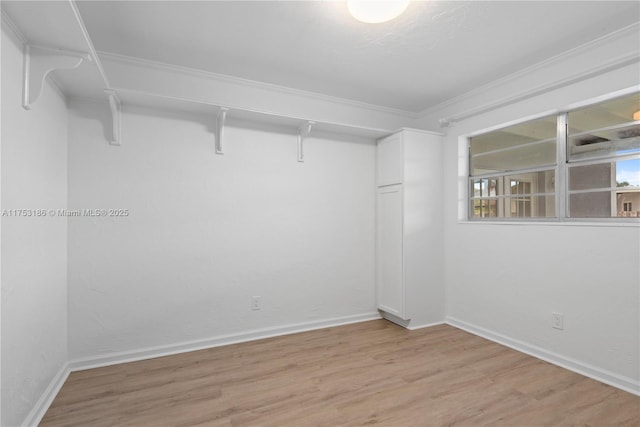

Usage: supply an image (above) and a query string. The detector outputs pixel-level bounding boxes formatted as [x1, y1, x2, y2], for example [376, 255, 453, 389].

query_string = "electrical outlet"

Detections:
[552, 312, 564, 330]
[251, 296, 262, 311]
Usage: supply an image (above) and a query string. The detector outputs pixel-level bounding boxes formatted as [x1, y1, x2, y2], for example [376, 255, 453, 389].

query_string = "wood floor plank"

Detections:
[40, 320, 640, 426]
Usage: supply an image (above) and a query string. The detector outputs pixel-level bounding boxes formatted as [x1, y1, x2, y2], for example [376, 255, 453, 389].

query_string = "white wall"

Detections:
[2, 14, 638, 427]
[67, 102, 377, 361]
[1, 27, 69, 426]
[100, 53, 416, 133]
[417, 26, 640, 391]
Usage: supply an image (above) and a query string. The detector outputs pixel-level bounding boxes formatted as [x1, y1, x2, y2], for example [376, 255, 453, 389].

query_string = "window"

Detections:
[566, 94, 640, 219]
[469, 115, 557, 219]
[468, 92, 640, 221]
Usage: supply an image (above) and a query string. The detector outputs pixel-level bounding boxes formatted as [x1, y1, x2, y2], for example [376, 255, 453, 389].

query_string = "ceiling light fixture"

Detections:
[633, 110, 640, 121]
[347, 0, 410, 24]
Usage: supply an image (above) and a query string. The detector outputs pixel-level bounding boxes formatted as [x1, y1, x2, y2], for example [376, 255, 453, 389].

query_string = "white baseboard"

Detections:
[446, 317, 640, 396]
[22, 363, 70, 427]
[379, 311, 410, 328]
[69, 312, 382, 372]
[407, 321, 445, 331]
[379, 310, 444, 330]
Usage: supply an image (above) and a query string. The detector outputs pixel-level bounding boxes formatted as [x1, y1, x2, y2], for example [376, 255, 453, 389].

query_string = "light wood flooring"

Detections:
[41, 320, 639, 426]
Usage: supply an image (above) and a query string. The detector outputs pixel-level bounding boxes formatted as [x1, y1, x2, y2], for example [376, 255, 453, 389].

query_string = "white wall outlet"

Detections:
[552, 312, 564, 330]
[251, 296, 262, 311]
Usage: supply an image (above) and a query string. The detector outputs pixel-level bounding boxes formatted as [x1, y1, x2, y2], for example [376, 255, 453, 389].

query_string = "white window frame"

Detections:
[464, 88, 640, 224]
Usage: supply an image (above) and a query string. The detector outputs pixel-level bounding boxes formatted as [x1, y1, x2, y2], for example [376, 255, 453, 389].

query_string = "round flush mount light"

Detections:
[347, 0, 410, 24]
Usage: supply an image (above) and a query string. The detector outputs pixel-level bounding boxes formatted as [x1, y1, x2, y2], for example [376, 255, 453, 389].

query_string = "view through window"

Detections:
[469, 92, 640, 220]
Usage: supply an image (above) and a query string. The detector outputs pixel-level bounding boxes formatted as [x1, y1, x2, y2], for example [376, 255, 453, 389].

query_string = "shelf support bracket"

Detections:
[216, 107, 229, 155]
[22, 44, 90, 110]
[105, 90, 121, 146]
[297, 121, 315, 162]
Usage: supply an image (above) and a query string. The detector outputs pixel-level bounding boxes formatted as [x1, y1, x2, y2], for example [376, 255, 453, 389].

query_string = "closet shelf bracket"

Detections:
[22, 44, 90, 110]
[216, 107, 229, 155]
[105, 90, 121, 146]
[297, 121, 315, 162]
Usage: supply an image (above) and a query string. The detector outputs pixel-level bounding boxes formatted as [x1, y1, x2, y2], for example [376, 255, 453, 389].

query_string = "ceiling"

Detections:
[73, 1, 640, 113]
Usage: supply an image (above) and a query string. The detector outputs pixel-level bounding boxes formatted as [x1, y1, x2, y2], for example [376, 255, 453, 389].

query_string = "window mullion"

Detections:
[557, 112, 568, 220]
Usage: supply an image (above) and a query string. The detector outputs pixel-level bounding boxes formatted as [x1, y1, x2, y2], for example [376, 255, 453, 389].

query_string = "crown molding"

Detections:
[1, 8, 27, 44]
[438, 52, 639, 127]
[96, 50, 419, 120]
[67, 94, 112, 106]
[420, 22, 640, 124]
